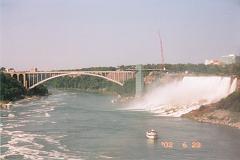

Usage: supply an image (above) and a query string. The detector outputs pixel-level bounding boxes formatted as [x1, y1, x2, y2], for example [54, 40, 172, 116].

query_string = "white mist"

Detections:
[129, 76, 237, 117]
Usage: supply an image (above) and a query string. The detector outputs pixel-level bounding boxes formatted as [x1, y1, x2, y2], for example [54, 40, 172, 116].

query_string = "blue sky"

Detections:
[1, 0, 240, 70]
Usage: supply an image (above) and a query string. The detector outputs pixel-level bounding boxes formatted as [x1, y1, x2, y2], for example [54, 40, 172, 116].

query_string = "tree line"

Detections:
[74, 63, 240, 75]
[46, 76, 135, 96]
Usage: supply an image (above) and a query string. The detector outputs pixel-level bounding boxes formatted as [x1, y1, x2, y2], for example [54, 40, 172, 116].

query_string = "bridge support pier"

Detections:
[135, 64, 144, 97]
[23, 74, 27, 88]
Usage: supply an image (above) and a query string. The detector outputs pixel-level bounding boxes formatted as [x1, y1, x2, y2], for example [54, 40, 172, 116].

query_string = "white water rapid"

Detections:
[129, 76, 237, 117]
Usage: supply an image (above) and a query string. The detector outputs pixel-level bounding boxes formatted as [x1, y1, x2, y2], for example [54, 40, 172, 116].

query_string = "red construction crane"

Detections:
[157, 32, 165, 70]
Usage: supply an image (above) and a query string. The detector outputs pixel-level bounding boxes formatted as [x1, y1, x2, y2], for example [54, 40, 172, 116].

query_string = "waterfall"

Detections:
[128, 76, 237, 117]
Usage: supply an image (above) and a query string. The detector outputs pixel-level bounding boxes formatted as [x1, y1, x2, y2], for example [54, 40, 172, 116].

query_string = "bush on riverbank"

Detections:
[0, 72, 26, 101]
[27, 84, 49, 96]
[218, 91, 240, 112]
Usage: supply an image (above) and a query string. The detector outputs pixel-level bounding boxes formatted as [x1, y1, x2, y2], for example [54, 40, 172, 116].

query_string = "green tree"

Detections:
[27, 84, 48, 96]
[0, 72, 26, 101]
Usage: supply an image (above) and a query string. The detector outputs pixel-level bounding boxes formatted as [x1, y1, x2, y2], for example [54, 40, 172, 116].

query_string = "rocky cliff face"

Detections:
[183, 91, 240, 129]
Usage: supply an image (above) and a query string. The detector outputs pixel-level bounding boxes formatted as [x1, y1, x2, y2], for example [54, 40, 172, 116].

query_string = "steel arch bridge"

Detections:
[7, 71, 135, 89]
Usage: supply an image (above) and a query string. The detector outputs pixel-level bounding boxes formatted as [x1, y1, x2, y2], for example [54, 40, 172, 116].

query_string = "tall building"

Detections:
[220, 54, 240, 64]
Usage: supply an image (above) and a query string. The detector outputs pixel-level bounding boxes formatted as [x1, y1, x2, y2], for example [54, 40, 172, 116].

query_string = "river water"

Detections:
[1, 89, 240, 160]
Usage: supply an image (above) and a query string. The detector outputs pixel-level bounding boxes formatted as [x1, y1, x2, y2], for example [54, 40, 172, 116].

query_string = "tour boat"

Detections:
[146, 129, 158, 139]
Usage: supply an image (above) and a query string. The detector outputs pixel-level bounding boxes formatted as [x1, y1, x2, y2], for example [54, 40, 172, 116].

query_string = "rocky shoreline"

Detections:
[183, 104, 240, 129]
[0, 101, 12, 109]
[183, 91, 240, 129]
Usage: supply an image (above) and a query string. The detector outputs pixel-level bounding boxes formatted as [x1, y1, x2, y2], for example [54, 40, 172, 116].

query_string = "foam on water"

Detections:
[45, 113, 50, 117]
[0, 130, 79, 159]
[0, 94, 82, 160]
[8, 113, 15, 118]
[128, 76, 237, 117]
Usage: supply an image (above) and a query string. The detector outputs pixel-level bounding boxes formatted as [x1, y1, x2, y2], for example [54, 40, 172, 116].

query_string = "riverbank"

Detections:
[0, 101, 12, 109]
[0, 94, 49, 109]
[183, 91, 240, 129]
[0, 72, 49, 109]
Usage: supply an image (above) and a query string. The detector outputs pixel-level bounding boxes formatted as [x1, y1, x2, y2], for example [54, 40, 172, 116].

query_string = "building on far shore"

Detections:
[204, 59, 221, 65]
[6, 68, 15, 73]
[220, 54, 240, 64]
[205, 54, 240, 65]
[30, 67, 38, 72]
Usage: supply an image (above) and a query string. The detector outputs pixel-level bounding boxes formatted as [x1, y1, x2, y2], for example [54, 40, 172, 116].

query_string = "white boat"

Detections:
[146, 129, 158, 139]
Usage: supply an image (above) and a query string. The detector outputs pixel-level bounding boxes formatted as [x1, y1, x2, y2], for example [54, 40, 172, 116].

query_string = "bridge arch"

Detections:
[29, 72, 124, 89]
[12, 74, 18, 80]
[19, 74, 24, 85]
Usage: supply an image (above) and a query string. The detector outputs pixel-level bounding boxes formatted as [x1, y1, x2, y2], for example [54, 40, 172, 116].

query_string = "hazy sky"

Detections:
[1, 0, 240, 70]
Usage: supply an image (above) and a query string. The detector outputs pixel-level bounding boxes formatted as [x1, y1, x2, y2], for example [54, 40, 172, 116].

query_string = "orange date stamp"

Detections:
[159, 141, 202, 149]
